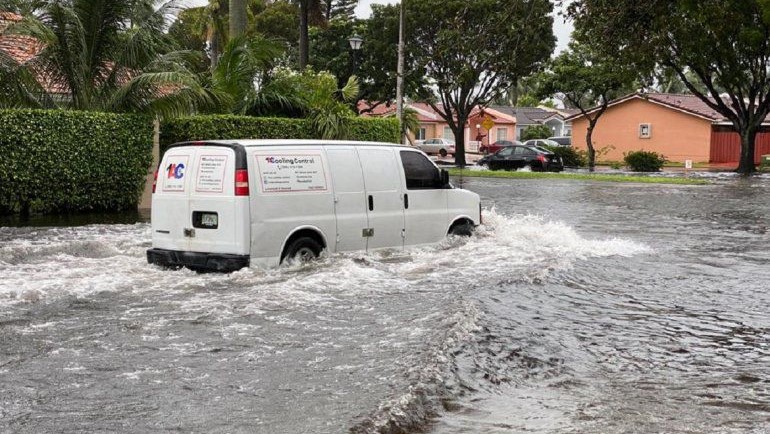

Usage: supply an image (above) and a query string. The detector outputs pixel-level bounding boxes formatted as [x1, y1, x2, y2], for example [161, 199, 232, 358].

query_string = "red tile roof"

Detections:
[0, 11, 43, 65]
[643, 93, 724, 121]
[565, 92, 737, 122]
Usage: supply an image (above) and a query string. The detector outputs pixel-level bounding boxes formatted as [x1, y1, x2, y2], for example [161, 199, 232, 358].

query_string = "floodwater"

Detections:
[1, 175, 769, 433]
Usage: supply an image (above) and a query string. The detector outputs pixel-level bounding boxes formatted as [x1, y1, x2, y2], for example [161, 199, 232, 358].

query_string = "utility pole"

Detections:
[396, 1, 405, 144]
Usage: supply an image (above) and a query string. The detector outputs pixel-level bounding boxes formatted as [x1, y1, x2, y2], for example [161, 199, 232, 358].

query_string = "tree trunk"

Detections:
[299, 0, 309, 70]
[452, 123, 467, 167]
[209, 32, 220, 69]
[586, 120, 597, 172]
[736, 125, 757, 175]
[229, 0, 247, 38]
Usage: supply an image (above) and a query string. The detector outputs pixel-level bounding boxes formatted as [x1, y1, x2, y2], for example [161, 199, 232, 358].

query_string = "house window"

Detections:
[415, 127, 426, 141]
[443, 126, 453, 140]
[639, 123, 652, 139]
[496, 127, 508, 141]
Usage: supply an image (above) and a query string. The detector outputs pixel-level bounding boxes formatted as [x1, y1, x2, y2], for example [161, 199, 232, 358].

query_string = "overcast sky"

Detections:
[187, 0, 573, 54]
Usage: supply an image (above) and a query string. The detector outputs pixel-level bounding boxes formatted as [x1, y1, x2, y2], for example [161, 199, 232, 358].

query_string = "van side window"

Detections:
[400, 151, 439, 189]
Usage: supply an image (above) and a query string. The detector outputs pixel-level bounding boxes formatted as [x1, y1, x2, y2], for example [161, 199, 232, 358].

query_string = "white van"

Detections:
[147, 140, 481, 271]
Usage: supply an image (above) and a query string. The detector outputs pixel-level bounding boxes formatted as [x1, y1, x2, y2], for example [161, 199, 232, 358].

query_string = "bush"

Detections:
[543, 145, 587, 167]
[160, 115, 400, 152]
[0, 110, 153, 216]
[623, 150, 667, 172]
[520, 124, 553, 141]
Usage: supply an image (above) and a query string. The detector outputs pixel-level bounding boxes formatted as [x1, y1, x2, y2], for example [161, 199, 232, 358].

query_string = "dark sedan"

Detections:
[477, 145, 564, 172]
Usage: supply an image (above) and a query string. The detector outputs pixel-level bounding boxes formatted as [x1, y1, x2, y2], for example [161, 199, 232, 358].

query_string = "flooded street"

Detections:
[1, 176, 769, 433]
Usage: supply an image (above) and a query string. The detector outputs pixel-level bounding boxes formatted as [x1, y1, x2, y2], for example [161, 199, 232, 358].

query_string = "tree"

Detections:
[251, 0, 299, 47]
[250, 68, 360, 138]
[355, 4, 425, 112]
[407, 0, 555, 166]
[569, 0, 770, 175]
[538, 43, 636, 170]
[320, 0, 357, 21]
[3, 0, 215, 117]
[229, 0, 248, 37]
[521, 124, 553, 141]
[293, 0, 324, 70]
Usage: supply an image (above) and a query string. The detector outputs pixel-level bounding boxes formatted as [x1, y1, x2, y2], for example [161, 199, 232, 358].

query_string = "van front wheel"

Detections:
[282, 237, 323, 264]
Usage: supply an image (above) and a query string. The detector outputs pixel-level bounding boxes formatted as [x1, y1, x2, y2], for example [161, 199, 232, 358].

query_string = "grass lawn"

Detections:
[446, 168, 711, 185]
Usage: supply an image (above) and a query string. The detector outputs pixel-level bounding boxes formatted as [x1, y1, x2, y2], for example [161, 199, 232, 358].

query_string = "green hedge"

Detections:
[160, 115, 401, 150]
[0, 110, 153, 215]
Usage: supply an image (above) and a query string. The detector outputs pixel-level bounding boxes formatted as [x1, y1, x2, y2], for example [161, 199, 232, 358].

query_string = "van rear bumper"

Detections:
[147, 248, 249, 272]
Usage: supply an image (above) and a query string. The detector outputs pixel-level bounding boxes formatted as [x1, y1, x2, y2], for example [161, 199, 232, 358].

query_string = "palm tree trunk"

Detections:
[229, 0, 247, 38]
[299, 0, 309, 70]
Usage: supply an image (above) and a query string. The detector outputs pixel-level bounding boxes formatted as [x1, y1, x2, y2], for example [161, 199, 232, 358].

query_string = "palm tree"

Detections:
[293, 0, 325, 70]
[3, 0, 215, 117]
[229, 0, 247, 38]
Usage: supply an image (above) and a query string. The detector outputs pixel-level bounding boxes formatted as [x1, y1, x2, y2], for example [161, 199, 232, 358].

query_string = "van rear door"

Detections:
[152, 147, 195, 251]
[152, 144, 249, 257]
[188, 146, 250, 256]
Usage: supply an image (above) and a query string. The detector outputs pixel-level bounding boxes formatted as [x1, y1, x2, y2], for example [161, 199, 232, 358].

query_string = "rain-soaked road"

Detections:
[1, 174, 769, 433]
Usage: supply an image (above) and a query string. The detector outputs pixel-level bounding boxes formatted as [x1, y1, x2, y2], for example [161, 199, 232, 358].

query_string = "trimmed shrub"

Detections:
[623, 150, 667, 172]
[543, 145, 587, 167]
[0, 110, 153, 215]
[160, 115, 400, 152]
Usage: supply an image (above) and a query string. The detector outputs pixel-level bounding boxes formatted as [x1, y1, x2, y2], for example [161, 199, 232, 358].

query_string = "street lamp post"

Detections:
[348, 35, 363, 73]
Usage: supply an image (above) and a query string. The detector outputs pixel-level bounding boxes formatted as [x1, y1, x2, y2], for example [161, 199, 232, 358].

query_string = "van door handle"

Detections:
[404, 194, 409, 209]
[368, 195, 374, 211]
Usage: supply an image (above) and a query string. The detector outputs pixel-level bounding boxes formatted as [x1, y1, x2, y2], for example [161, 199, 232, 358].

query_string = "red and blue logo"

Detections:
[166, 163, 185, 179]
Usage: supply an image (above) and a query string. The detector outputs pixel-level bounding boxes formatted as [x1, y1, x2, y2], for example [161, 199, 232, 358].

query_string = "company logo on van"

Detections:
[265, 156, 316, 165]
[166, 163, 185, 179]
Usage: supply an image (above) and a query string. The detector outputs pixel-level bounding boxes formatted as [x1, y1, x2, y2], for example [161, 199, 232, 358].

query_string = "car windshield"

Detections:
[531, 146, 551, 154]
[542, 139, 560, 147]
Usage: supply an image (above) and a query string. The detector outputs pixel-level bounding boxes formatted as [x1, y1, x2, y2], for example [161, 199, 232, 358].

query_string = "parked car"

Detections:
[477, 144, 564, 172]
[479, 139, 521, 154]
[416, 138, 455, 157]
[547, 136, 572, 146]
[522, 139, 563, 148]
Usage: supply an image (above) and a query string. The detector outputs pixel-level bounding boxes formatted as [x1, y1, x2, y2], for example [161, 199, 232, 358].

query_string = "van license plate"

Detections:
[193, 211, 219, 229]
[201, 213, 217, 227]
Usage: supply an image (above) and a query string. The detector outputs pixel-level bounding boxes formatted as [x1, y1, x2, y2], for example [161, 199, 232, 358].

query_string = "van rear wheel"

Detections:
[282, 237, 323, 264]
[449, 221, 474, 237]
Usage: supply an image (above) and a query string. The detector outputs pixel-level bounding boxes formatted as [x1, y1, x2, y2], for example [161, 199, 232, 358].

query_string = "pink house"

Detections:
[359, 102, 517, 152]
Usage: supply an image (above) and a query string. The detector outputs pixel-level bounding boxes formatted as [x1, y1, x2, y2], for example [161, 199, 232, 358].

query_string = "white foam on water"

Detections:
[0, 211, 650, 309]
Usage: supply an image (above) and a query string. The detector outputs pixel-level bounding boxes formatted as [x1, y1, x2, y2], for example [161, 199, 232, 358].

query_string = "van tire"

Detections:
[282, 237, 323, 264]
[449, 221, 474, 237]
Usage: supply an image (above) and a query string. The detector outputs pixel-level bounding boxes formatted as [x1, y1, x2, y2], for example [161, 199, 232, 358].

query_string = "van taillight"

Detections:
[152, 170, 158, 194]
[235, 169, 249, 196]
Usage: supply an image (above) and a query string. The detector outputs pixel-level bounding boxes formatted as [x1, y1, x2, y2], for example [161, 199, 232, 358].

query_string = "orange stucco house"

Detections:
[567, 93, 770, 164]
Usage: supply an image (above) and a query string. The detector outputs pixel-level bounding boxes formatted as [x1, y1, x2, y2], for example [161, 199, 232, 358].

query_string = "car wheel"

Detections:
[488, 161, 499, 171]
[449, 221, 474, 237]
[439, 149, 448, 157]
[282, 237, 322, 264]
